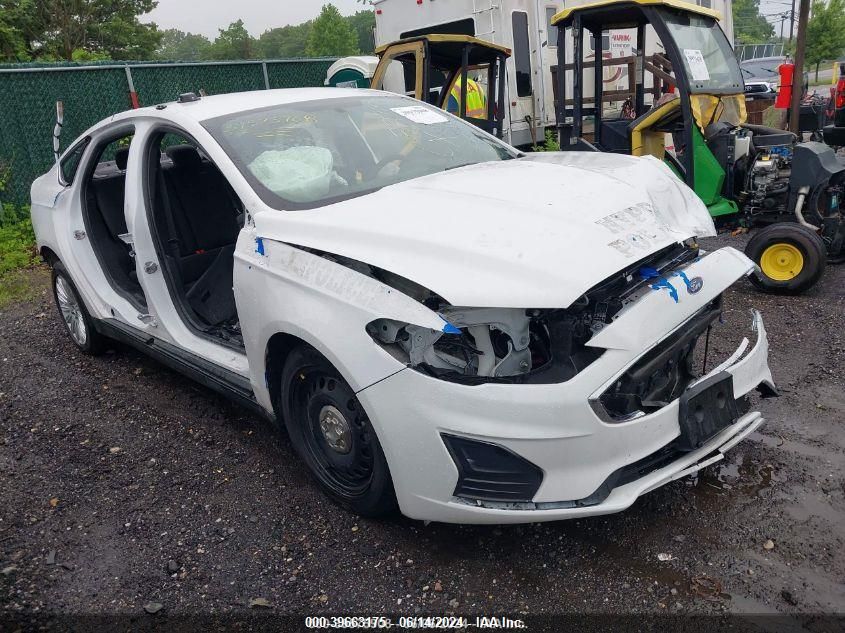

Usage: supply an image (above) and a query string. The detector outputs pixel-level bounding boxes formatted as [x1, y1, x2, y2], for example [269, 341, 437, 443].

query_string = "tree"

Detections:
[806, 0, 845, 79]
[71, 47, 111, 62]
[0, 0, 161, 61]
[0, 0, 37, 61]
[207, 19, 257, 60]
[258, 22, 312, 58]
[732, 0, 775, 44]
[346, 10, 375, 54]
[305, 4, 358, 57]
[156, 28, 211, 60]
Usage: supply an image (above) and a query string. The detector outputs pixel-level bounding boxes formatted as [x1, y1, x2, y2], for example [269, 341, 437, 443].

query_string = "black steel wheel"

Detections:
[745, 223, 827, 294]
[280, 345, 397, 517]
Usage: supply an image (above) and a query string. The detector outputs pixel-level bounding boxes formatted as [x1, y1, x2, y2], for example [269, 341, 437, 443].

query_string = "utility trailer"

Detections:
[372, 0, 732, 147]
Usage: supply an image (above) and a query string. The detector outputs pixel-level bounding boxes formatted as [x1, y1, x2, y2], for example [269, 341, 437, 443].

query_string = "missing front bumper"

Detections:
[456, 311, 775, 513]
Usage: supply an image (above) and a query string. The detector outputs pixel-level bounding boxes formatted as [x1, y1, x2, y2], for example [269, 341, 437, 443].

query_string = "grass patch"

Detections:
[0, 204, 42, 307]
[0, 267, 47, 309]
[0, 218, 38, 275]
[532, 129, 561, 152]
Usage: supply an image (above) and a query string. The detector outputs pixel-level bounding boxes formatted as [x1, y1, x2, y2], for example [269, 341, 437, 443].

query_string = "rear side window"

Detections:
[512, 11, 533, 97]
[60, 138, 90, 185]
[546, 7, 558, 46]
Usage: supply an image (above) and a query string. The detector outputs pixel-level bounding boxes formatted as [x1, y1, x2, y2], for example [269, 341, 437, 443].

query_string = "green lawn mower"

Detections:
[552, 0, 845, 293]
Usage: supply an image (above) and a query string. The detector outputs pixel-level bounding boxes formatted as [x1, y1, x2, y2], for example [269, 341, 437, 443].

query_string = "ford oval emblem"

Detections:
[687, 276, 704, 294]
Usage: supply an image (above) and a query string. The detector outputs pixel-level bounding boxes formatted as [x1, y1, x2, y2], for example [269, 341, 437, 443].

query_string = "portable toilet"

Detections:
[325, 56, 380, 88]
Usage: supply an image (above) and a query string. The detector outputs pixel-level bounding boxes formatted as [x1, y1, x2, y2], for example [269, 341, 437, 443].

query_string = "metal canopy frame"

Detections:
[555, 3, 700, 188]
[374, 36, 510, 139]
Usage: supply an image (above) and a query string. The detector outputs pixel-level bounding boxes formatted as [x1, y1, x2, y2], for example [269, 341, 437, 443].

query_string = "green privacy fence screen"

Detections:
[0, 58, 337, 206]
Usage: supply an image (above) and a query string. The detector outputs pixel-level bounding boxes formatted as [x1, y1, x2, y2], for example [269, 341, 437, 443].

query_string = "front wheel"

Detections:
[51, 262, 107, 355]
[279, 345, 397, 517]
[745, 223, 827, 294]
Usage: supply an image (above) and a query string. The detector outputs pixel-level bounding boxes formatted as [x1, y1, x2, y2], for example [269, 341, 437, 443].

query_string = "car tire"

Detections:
[745, 223, 827, 294]
[280, 344, 398, 518]
[51, 261, 107, 355]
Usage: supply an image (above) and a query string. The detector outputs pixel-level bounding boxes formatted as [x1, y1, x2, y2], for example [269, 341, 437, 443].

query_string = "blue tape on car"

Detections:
[673, 270, 692, 291]
[650, 278, 679, 303]
[639, 266, 660, 280]
[640, 266, 678, 302]
[442, 321, 462, 334]
[255, 237, 265, 256]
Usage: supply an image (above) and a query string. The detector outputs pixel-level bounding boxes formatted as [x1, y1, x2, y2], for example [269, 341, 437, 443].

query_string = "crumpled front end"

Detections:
[356, 247, 775, 524]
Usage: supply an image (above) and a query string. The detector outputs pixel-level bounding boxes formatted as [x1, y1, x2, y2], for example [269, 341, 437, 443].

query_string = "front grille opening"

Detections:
[599, 298, 723, 421]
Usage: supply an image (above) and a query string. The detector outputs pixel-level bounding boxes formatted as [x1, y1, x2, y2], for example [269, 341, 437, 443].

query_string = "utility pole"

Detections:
[789, 0, 811, 134]
[789, 0, 796, 42]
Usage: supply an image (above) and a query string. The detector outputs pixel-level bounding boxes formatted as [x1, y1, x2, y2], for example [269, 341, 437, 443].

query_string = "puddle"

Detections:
[690, 449, 783, 500]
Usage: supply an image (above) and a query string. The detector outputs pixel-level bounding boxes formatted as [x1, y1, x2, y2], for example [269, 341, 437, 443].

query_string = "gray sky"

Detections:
[143, 0, 367, 38]
[758, 0, 797, 38]
[146, 0, 794, 43]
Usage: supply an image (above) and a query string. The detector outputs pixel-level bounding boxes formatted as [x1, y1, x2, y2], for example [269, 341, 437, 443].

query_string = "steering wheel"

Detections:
[364, 153, 405, 181]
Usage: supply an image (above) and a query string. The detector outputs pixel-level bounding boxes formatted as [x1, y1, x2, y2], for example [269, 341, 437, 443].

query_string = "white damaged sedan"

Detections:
[31, 88, 776, 523]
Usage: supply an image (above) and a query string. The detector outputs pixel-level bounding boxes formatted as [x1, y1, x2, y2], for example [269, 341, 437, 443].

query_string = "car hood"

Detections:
[252, 152, 715, 308]
[745, 77, 777, 85]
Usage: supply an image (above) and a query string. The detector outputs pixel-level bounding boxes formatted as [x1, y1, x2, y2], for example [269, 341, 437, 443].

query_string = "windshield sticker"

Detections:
[683, 49, 710, 82]
[391, 105, 448, 125]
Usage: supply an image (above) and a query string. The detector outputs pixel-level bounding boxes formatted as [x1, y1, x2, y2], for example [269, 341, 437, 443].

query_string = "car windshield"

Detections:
[740, 60, 781, 78]
[663, 13, 744, 93]
[202, 95, 518, 209]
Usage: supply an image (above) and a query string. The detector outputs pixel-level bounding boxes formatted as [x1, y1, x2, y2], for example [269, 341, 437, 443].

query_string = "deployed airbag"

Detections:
[248, 146, 333, 202]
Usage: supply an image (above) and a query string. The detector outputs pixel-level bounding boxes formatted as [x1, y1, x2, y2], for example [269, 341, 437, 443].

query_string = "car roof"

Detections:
[119, 87, 388, 123]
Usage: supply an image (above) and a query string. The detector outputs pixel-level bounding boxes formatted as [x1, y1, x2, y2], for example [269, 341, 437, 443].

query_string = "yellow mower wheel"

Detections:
[759, 243, 804, 281]
[745, 223, 826, 294]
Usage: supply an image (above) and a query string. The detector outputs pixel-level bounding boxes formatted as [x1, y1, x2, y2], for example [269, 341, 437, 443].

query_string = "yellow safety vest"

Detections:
[449, 77, 487, 119]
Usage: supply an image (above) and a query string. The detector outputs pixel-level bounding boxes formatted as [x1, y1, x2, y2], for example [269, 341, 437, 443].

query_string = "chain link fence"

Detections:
[0, 58, 337, 206]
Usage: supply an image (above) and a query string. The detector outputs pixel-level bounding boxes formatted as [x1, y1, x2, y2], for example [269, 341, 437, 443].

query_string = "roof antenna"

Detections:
[53, 101, 64, 163]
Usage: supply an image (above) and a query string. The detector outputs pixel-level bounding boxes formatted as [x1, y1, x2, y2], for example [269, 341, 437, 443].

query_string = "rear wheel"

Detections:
[745, 223, 827, 294]
[51, 262, 107, 355]
[280, 345, 397, 517]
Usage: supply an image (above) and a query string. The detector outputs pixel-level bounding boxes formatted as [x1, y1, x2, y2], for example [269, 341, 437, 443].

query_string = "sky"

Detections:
[143, 0, 368, 38]
[758, 0, 798, 38]
[144, 0, 793, 42]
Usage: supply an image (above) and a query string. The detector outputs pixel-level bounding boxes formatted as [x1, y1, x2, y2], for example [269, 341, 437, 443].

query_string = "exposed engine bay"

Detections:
[705, 123, 845, 258]
[337, 243, 703, 384]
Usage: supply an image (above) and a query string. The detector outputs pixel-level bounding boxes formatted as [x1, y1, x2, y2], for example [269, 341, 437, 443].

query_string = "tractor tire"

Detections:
[745, 223, 827, 294]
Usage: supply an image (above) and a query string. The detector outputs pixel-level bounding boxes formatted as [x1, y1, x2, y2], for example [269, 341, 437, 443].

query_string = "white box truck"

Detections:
[372, 0, 734, 147]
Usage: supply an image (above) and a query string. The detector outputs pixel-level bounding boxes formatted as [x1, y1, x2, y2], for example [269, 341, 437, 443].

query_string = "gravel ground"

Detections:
[1, 235, 844, 628]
